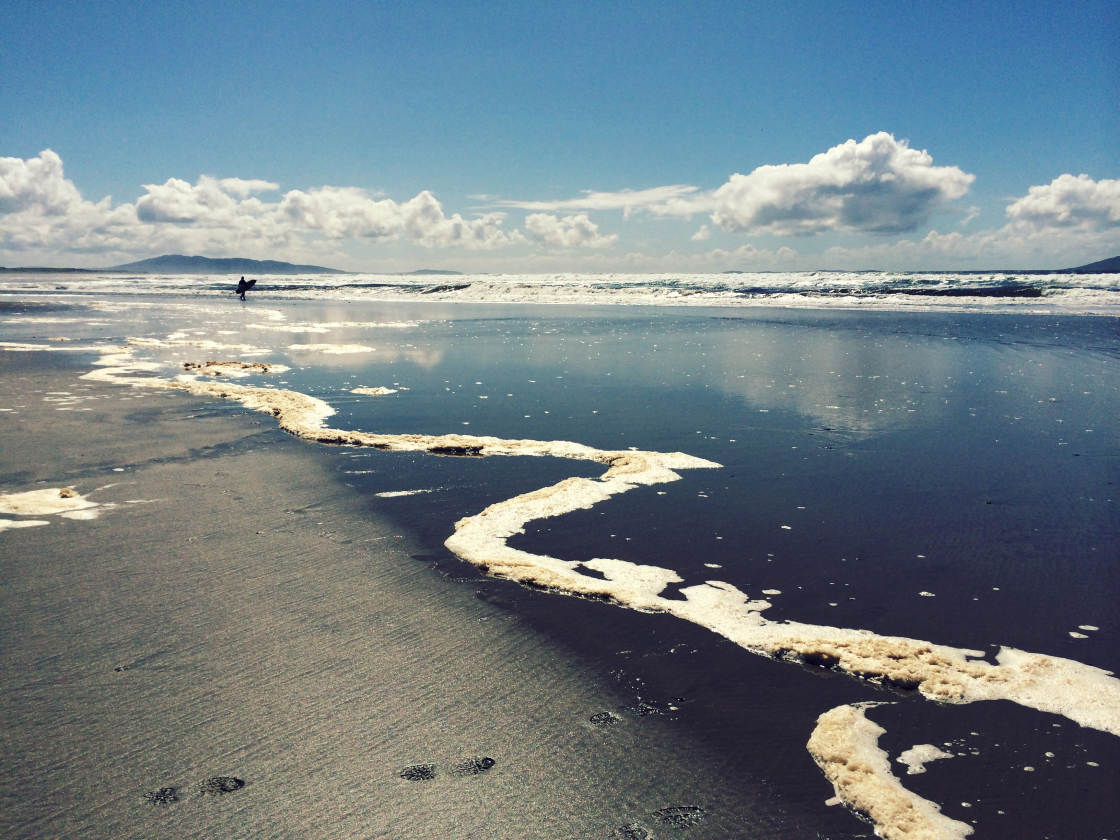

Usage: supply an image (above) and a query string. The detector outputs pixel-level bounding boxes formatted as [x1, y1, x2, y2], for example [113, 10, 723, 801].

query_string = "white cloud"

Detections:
[3, 147, 1112, 272]
[524, 213, 617, 248]
[0, 150, 143, 255]
[1004, 173, 1120, 231]
[815, 174, 1120, 269]
[1, 149, 88, 215]
[401, 191, 520, 249]
[0, 150, 520, 262]
[280, 186, 406, 239]
[959, 205, 981, 227]
[499, 184, 705, 217]
[138, 176, 242, 223]
[217, 177, 279, 197]
[495, 133, 975, 238]
[821, 224, 1117, 271]
[711, 132, 974, 235]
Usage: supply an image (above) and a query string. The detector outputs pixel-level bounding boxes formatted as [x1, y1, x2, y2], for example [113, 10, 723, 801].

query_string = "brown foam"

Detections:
[807, 703, 973, 840]
[77, 339, 1120, 740]
[182, 361, 290, 378]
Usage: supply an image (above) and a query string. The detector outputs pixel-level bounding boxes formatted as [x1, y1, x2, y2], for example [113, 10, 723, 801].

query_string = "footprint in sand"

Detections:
[589, 711, 621, 727]
[144, 787, 179, 805]
[146, 776, 245, 805]
[399, 764, 438, 781]
[653, 804, 706, 828]
[614, 823, 652, 839]
[453, 756, 496, 775]
[198, 776, 245, 795]
[399, 758, 496, 781]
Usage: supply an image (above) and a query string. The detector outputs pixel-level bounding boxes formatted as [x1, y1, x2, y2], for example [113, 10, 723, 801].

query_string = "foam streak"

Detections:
[807, 703, 973, 840]
[77, 340, 1120, 738]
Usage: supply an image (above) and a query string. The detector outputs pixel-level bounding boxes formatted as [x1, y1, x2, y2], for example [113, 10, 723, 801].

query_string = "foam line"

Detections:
[807, 703, 973, 840]
[181, 361, 290, 378]
[76, 340, 1120, 738]
[446, 483, 1120, 736]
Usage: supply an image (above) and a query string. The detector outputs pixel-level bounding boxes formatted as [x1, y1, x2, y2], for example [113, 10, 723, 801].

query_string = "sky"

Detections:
[2, 0, 1118, 272]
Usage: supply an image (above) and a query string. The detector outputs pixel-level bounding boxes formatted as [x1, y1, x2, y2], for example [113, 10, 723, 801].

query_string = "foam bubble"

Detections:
[897, 744, 954, 775]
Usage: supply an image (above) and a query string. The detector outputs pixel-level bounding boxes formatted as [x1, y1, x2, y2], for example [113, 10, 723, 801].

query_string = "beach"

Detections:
[2, 286, 1118, 839]
[2, 347, 848, 839]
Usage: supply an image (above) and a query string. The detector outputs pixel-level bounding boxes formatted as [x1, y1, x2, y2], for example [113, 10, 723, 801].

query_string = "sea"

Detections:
[2, 270, 1118, 838]
[2, 268, 1119, 311]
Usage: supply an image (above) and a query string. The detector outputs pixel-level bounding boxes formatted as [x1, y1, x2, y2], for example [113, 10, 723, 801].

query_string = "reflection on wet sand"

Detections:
[5, 317, 1115, 840]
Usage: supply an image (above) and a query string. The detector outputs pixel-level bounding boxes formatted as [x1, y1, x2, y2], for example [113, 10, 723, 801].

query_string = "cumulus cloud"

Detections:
[822, 223, 1117, 271]
[524, 213, 617, 248]
[711, 132, 974, 235]
[217, 177, 279, 197]
[0, 150, 520, 260]
[401, 191, 520, 249]
[495, 133, 975, 237]
[138, 176, 241, 223]
[815, 174, 1120, 269]
[280, 186, 407, 239]
[0, 150, 142, 254]
[1, 149, 87, 215]
[1004, 173, 1120, 231]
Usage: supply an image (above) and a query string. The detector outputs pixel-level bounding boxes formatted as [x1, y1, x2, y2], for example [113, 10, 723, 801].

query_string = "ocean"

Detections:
[1, 268, 1119, 311]
[2, 272, 1118, 838]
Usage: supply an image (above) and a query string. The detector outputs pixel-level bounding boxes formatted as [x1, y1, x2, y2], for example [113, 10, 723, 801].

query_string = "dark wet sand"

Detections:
[0, 349, 862, 839]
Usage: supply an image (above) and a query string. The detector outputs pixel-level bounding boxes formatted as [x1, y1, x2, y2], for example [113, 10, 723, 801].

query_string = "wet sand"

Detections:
[3, 299, 1118, 839]
[0, 348, 860, 839]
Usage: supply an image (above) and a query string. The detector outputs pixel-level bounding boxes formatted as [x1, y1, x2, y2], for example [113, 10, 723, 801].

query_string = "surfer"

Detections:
[235, 276, 256, 300]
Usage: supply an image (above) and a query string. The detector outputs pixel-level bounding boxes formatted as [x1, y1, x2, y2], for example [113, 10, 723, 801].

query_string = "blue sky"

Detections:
[2, 0, 1117, 271]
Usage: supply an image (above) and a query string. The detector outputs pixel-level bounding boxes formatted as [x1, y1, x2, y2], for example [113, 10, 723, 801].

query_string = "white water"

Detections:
[3, 269, 1119, 312]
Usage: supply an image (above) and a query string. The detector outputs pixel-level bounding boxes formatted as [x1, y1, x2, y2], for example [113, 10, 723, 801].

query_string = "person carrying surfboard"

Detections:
[235, 276, 256, 300]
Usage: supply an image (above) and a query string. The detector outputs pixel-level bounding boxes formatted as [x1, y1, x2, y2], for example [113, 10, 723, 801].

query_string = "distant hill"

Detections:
[107, 254, 346, 274]
[1065, 255, 1120, 273]
[0, 266, 97, 273]
[404, 268, 463, 275]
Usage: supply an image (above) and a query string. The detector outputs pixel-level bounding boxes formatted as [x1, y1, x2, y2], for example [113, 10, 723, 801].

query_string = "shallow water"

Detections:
[2, 295, 1118, 837]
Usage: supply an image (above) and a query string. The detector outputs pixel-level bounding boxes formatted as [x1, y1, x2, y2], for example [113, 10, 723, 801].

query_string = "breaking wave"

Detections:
[3, 270, 1119, 312]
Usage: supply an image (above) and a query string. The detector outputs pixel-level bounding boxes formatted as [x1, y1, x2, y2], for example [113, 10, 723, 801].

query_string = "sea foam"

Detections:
[76, 336, 1120, 739]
